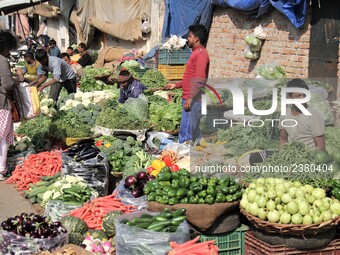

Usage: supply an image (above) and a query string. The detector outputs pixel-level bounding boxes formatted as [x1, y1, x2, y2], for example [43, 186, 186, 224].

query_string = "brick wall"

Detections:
[207, 7, 311, 79]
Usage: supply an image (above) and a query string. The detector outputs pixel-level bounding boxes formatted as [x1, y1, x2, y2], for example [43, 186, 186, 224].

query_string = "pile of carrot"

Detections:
[69, 192, 137, 230]
[168, 236, 219, 255]
[6, 151, 62, 190]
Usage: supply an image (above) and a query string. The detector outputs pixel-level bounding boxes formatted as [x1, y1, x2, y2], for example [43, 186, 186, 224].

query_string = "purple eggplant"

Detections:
[137, 171, 148, 180]
[125, 175, 137, 188]
[131, 187, 143, 198]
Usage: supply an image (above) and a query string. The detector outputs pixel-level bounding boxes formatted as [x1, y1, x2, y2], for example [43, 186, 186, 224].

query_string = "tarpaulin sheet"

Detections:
[269, 0, 307, 29]
[213, 0, 271, 18]
[18, 3, 60, 18]
[71, 0, 151, 44]
[162, 0, 214, 40]
[212, 0, 307, 28]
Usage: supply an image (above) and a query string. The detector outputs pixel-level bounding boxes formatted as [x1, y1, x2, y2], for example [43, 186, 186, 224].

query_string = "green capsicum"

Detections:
[220, 186, 230, 195]
[207, 186, 216, 197]
[199, 177, 208, 188]
[190, 176, 199, 183]
[179, 177, 190, 188]
[189, 182, 203, 193]
[160, 166, 171, 174]
[171, 172, 180, 180]
[216, 193, 226, 203]
[198, 190, 207, 198]
[179, 169, 191, 177]
[157, 172, 172, 181]
[169, 197, 179, 205]
[218, 176, 230, 186]
[225, 195, 234, 202]
[162, 195, 169, 204]
[168, 189, 177, 198]
[205, 195, 215, 204]
[143, 186, 151, 195]
[156, 195, 163, 203]
[147, 193, 156, 201]
[180, 197, 189, 204]
[228, 186, 237, 195]
[189, 196, 199, 204]
[177, 188, 187, 199]
[198, 198, 205, 204]
[187, 190, 195, 198]
[171, 179, 180, 189]
[158, 181, 171, 187]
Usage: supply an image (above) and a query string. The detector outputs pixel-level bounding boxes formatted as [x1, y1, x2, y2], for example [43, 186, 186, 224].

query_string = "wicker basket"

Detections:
[240, 208, 340, 237]
[158, 64, 186, 80]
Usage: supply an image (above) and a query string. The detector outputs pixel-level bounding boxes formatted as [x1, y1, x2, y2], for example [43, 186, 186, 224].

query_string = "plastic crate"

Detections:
[200, 224, 249, 255]
[63, 137, 91, 146]
[245, 231, 340, 255]
[157, 48, 191, 65]
[158, 64, 186, 80]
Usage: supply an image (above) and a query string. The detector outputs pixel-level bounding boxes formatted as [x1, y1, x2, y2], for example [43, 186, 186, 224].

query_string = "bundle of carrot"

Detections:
[69, 192, 137, 229]
[168, 236, 219, 255]
[6, 151, 62, 190]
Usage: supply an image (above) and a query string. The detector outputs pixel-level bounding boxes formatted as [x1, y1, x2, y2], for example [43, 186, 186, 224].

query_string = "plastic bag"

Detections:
[61, 152, 110, 197]
[245, 35, 262, 47]
[254, 25, 267, 40]
[162, 142, 190, 158]
[115, 180, 147, 210]
[0, 230, 68, 253]
[141, 20, 151, 33]
[6, 149, 35, 175]
[44, 200, 83, 222]
[115, 211, 190, 255]
[309, 94, 334, 125]
[146, 132, 174, 150]
[244, 45, 260, 60]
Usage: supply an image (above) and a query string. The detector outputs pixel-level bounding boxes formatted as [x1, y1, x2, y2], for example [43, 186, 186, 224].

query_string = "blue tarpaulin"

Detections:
[270, 0, 307, 29]
[213, 0, 307, 28]
[162, 0, 214, 40]
[213, 0, 272, 18]
[161, 0, 307, 41]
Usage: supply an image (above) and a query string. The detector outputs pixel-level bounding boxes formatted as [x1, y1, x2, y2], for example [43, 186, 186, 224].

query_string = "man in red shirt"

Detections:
[165, 24, 210, 144]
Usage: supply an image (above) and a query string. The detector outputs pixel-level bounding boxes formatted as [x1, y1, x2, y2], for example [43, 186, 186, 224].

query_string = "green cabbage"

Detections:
[123, 97, 148, 121]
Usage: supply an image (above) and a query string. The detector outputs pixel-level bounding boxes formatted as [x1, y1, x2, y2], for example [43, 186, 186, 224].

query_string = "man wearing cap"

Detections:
[115, 68, 147, 103]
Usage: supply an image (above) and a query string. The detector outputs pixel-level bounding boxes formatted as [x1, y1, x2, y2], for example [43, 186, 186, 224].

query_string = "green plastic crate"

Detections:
[200, 225, 249, 255]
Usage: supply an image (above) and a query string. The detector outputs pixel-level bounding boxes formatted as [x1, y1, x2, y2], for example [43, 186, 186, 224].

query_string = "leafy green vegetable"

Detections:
[140, 69, 168, 89]
[256, 64, 286, 80]
[49, 111, 93, 139]
[95, 104, 150, 130]
[147, 95, 181, 131]
[16, 115, 52, 151]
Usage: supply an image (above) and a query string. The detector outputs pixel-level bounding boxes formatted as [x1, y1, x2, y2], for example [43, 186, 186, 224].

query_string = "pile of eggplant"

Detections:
[63, 138, 101, 162]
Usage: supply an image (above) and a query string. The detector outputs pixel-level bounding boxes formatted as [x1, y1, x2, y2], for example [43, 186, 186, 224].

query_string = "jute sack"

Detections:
[147, 201, 240, 232]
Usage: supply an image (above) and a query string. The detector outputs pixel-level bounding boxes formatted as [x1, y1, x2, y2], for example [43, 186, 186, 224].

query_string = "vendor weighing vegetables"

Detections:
[115, 68, 147, 103]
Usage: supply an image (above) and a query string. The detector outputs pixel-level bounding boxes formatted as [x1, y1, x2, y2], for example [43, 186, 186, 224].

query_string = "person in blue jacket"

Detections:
[116, 68, 147, 103]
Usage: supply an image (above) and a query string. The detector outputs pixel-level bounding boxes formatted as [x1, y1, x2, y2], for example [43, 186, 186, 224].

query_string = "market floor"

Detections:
[0, 181, 36, 221]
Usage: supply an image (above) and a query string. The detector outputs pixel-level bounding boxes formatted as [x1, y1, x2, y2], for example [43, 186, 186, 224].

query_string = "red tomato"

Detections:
[170, 164, 180, 172]
[95, 140, 104, 147]
[146, 166, 154, 174]
[163, 156, 172, 167]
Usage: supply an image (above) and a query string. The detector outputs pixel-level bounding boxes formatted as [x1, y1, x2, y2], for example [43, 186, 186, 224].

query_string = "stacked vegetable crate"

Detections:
[199, 225, 249, 255]
[245, 232, 340, 255]
[157, 48, 190, 80]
